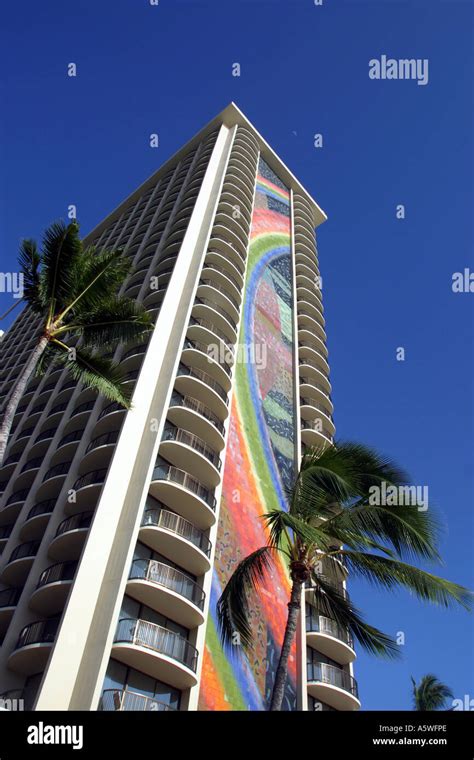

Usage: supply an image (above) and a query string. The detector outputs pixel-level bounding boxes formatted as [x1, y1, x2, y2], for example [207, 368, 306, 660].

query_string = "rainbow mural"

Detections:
[198, 158, 297, 711]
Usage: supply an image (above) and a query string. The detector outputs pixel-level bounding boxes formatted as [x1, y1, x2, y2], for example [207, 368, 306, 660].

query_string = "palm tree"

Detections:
[411, 674, 454, 711]
[0, 220, 153, 465]
[217, 444, 472, 711]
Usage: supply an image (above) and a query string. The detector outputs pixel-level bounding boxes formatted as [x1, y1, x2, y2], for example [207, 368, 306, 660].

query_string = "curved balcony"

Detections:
[66, 469, 107, 514]
[175, 363, 229, 421]
[29, 427, 57, 456]
[48, 511, 93, 561]
[0, 522, 13, 546]
[296, 254, 320, 283]
[197, 279, 240, 319]
[201, 262, 243, 303]
[0, 451, 22, 477]
[10, 426, 36, 449]
[29, 561, 77, 615]
[112, 618, 198, 690]
[300, 397, 335, 435]
[127, 559, 205, 628]
[0, 489, 30, 524]
[19, 500, 56, 541]
[299, 333, 328, 361]
[181, 339, 232, 390]
[307, 662, 360, 711]
[8, 618, 60, 676]
[192, 298, 237, 344]
[45, 401, 70, 423]
[160, 423, 221, 488]
[100, 689, 176, 712]
[207, 236, 245, 275]
[306, 612, 355, 665]
[1, 540, 40, 586]
[120, 343, 147, 370]
[49, 429, 83, 466]
[224, 168, 255, 208]
[69, 399, 96, 421]
[140, 506, 211, 575]
[0, 588, 21, 635]
[167, 391, 225, 453]
[299, 362, 332, 396]
[188, 317, 236, 363]
[35, 461, 72, 501]
[204, 251, 244, 290]
[80, 430, 119, 472]
[298, 309, 326, 338]
[300, 418, 334, 450]
[12, 457, 43, 490]
[142, 287, 166, 312]
[94, 401, 127, 435]
[149, 461, 216, 530]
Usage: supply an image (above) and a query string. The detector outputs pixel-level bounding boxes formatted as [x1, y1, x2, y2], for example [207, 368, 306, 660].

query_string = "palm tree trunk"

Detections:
[269, 579, 302, 711]
[0, 335, 48, 466]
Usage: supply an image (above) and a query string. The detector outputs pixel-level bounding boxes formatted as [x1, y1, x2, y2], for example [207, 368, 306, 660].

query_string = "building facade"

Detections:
[0, 104, 358, 711]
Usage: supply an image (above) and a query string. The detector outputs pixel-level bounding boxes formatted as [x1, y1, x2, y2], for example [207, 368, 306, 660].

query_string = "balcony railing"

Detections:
[8, 540, 40, 563]
[98, 401, 126, 420]
[36, 561, 77, 589]
[189, 317, 235, 355]
[194, 297, 237, 331]
[121, 343, 147, 362]
[49, 402, 69, 416]
[142, 507, 211, 556]
[15, 618, 60, 650]
[199, 279, 240, 309]
[100, 689, 176, 712]
[300, 419, 333, 442]
[161, 425, 221, 470]
[73, 469, 107, 491]
[183, 339, 232, 378]
[307, 662, 358, 698]
[306, 612, 354, 648]
[55, 511, 93, 537]
[26, 500, 56, 521]
[85, 430, 119, 454]
[34, 428, 56, 444]
[169, 392, 225, 436]
[129, 559, 205, 610]
[203, 261, 241, 291]
[57, 430, 83, 449]
[152, 462, 216, 510]
[20, 457, 43, 474]
[0, 588, 20, 608]
[71, 400, 95, 417]
[5, 489, 29, 506]
[0, 524, 13, 540]
[114, 618, 198, 671]
[42, 461, 72, 482]
[177, 363, 228, 403]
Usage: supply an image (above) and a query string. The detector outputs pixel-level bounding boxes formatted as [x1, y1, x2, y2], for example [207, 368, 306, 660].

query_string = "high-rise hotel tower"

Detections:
[0, 104, 358, 712]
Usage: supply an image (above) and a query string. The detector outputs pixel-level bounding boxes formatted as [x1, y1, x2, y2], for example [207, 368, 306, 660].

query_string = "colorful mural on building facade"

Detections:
[198, 157, 297, 710]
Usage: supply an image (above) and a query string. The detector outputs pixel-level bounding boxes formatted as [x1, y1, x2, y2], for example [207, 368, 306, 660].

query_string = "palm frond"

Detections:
[18, 239, 43, 312]
[53, 344, 133, 408]
[216, 546, 276, 650]
[56, 297, 153, 348]
[40, 221, 82, 316]
[343, 551, 473, 610]
[412, 674, 454, 710]
[308, 576, 400, 658]
[263, 509, 332, 554]
[61, 247, 132, 318]
[325, 502, 442, 562]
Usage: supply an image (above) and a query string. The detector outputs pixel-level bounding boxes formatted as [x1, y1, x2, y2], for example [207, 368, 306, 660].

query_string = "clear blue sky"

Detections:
[1, 0, 473, 710]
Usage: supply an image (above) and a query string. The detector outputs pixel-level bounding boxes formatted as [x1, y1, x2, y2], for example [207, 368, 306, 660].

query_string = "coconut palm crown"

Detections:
[217, 443, 472, 711]
[411, 674, 454, 711]
[0, 220, 153, 465]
